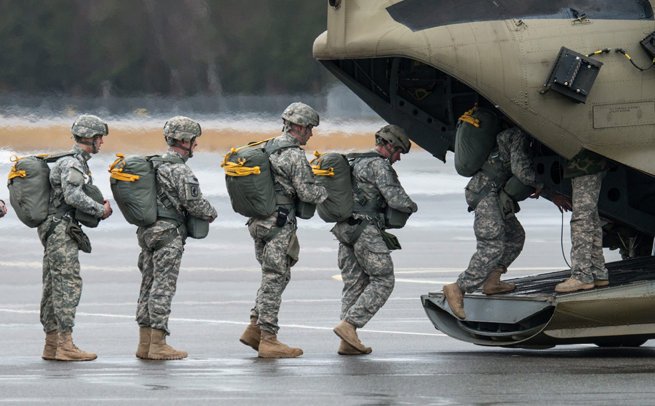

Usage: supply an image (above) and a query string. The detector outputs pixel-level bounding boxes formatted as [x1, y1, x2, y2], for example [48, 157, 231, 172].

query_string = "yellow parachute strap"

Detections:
[8, 153, 57, 180]
[458, 103, 480, 128]
[310, 151, 335, 177]
[220, 138, 276, 177]
[108, 153, 140, 182]
[7, 166, 25, 180]
[309, 150, 325, 165]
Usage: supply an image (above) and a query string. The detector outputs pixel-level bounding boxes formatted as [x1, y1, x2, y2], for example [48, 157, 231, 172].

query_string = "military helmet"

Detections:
[70, 115, 108, 139]
[281, 102, 320, 127]
[163, 116, 202, 141]
[375, 124, 411, 153]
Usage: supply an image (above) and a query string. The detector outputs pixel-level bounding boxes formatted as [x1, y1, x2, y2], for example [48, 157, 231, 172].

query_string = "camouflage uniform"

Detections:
[331, 150, 417, 328]
[136, 148, 217, 334]
[457, 128, 554, 293]
[247, 131, 327, 335]
[38, 144, 105, 334]
[565, 151, 610, 283]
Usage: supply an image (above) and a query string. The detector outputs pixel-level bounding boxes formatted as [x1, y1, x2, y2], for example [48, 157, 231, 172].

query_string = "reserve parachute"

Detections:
[222, 138, 299, 219]
[8, 152, 76, 228]
[454, 105, 503, 177]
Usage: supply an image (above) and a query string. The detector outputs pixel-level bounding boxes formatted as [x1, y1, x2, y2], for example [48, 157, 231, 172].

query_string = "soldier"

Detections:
[239, 102, 328, 358]
[443, 126, 571, 319]
[555, 151, 612, 293]
[135, 117, 217, 360]
[39, 114, 113, 361]
[331, 125, 417, 355]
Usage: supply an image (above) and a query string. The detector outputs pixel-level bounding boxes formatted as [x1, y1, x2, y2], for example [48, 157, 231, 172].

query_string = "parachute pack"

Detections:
[311, 151, 410, 229]
[221, 138, 300, 219]
[454, 105, 503, 177]
[6, 152, 103, 228]
[108, 154, 209, 239]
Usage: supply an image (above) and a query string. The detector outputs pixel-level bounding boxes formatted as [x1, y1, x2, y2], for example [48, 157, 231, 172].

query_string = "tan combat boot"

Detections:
[136, 327, 152, 359]
[482, 269, 517, 295]
[55, 332, 97, 361]
[42, 331, 58, 360]
[239, 317, 261, 351]
[443, 283, 466, 319]
[555, 277, 594, 293]
[148, 329, 188, 360]
[333, 321, 371, 354]
[338, 339, 372, 356]
[258, 330, 303, 358]
[594, 279, 609, 287]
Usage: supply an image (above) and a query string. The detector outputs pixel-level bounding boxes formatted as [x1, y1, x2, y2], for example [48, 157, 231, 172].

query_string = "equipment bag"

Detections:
[109, 154, 158, 227]
[7, 152, 75, 228]
[222, 138, 298, 219]
[454, 105, 503, 177]
[384, 206, 410, 229]
[311, 152, 353, 223]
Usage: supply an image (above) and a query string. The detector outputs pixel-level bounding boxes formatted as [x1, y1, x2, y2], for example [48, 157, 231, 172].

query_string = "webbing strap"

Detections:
[352, 200, 384, 216]
[275, 195, 295, 205]
[152, 229, 181, 251]
[348, 219, 370, 246]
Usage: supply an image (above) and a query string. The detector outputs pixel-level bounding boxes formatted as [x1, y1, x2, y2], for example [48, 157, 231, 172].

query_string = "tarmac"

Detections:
[1, 149, 647, 405]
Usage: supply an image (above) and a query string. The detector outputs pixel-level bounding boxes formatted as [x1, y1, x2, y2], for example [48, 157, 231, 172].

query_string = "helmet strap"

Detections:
[171, 137, 196, 158]
[285, 122, 309, 144]
[74, 135, 98, 154]
[384, 143, 399, 164]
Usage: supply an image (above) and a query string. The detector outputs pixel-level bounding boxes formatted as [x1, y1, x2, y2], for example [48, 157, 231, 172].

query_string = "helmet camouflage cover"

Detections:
[281, 102, 320, 127]
[163, 116, 202, 141]
[70, 115, 109, 139]
[376, 124, 411, 153]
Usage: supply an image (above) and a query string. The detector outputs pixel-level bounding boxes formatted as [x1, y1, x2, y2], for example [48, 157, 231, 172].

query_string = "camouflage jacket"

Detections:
[155, 148, 217, 221]
[466, 128, 554, 202]
[351, 150, 418, 227]
[265, 132, 328, 206]
[563, 149, 613, 178]
[49, 144, 104, 217]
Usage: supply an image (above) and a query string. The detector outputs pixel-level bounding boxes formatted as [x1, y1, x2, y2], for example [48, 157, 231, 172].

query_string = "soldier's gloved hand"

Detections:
[552, 193, 572, 213]
[0, 200, 6, 218]
[101, 200, 113, 219]
[529, 188, 543, 199]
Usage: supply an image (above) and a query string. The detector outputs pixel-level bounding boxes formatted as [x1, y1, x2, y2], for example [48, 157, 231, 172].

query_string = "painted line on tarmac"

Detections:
[0, 261, 563, 274]
[0, 297, 422, 308]
[0, 308, 445, 337]
[332, 275, 449, 284]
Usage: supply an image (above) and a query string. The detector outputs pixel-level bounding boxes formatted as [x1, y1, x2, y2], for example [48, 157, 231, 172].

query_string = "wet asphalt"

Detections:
[1, 151, 650, 405]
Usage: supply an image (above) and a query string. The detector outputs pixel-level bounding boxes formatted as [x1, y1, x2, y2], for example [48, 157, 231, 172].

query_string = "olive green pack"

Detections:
[312, 152, 353, 223]
[454, 106, 503, 177]
[503, 176, 535, 202]
[75, 183, 104, 228]
[7, 152, 75, 228]
[222, 139, 298, 219]
[109, 154, 159, 227]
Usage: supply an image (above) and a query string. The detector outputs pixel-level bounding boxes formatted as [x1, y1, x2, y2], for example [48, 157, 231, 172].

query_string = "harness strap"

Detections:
[348, 218, 370, 246]
[152, 228, 181, 251]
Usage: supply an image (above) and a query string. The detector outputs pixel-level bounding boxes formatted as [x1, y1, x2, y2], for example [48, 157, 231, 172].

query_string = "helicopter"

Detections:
[313, 0, 655, 348]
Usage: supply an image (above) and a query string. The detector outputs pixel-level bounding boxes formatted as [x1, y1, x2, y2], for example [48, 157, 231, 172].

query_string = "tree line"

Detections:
[0, 0, 331, 97]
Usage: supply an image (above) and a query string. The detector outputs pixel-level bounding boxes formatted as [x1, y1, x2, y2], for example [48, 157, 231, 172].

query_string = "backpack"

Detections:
[109, 154, 159, 227]
[109, 153, 210, 238]
[7, 152, 76, 228]
[454, 105, 503, 177]
[312, 151, 387, 223]
[222, 138, 298, 219]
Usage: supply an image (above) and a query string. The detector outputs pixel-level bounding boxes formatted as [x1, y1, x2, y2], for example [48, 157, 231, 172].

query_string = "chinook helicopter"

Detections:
[314, 0, 655, 348]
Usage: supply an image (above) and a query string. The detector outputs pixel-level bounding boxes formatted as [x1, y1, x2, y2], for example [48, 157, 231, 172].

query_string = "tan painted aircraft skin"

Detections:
[314, 0, 655, 175]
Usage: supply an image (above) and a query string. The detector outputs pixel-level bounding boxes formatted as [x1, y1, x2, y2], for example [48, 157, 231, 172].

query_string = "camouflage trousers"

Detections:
[37, 217, 82, 334]
[332, 221, 394, 328]
[136, 221, 185, 335]
[570, 172, 607, 283]
[248, 216, 299, 335]
[457, 192, 525, 293]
